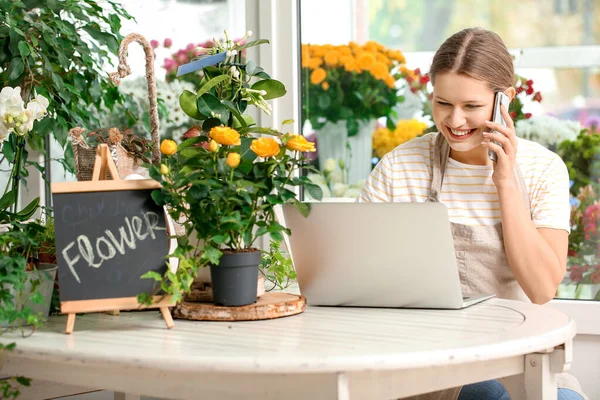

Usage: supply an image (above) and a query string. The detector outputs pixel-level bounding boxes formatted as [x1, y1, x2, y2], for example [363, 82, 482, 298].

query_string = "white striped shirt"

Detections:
[359, 132, 571, 232]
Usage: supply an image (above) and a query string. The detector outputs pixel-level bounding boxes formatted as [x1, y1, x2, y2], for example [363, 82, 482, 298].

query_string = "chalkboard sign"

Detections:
[51, 144, 175, 334]
[53, 188, 169, 301]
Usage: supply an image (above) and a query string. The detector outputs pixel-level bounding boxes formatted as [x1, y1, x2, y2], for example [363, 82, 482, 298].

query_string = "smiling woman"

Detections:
[358, 27, 586, 400]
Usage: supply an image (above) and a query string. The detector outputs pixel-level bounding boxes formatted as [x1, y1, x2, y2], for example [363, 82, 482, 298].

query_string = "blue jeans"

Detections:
[458, 379, 584, 400]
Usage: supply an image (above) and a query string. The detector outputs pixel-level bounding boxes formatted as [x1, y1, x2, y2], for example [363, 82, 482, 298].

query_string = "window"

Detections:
[299, 0, 600, 302]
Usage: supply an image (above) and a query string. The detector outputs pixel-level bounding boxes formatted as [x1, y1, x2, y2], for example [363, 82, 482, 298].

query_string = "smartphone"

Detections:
[488, 91, 511, 162]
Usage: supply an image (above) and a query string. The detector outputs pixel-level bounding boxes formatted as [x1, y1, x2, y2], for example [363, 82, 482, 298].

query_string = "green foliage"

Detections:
[260, 240, 296, 290]
[556, 128, 600, 197]
[0, 0, 135, 170]
[0, 370, 31, 400]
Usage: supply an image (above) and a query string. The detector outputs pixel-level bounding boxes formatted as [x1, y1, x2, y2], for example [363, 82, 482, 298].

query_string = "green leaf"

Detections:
[151, 190, 166, 206]
[292, 200, 310, 218]
[251, 79, 286, 100]
[0, 190, 15, 211]
[202, 118, 222, 131]
[179, 90, 203, 119]
[141, 271, 163, 282]
[246, 60, 256, 76]
[197, 93, 230, 124]
[15, 376, 31, 386]
[236, 39, 269, 51]
[196, 75, 230, 98]
[347, 119, 359, 137]
[281, 119, 294, 126]
[18, 41, 30, 57]
[7, 57, 24, 80]
[212, 235, 227, 245]
[16, 197, 40, 220]
[178, 137, 205, 150]
[203, 246, 222, 265]
[306, 183, 323, 201]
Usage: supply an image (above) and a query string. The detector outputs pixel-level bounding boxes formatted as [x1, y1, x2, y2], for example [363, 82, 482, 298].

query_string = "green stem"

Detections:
[11, 137, 26, 214]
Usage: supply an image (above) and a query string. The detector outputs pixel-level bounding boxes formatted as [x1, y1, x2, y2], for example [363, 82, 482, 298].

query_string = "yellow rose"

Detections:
[210, 126, 241, 146]
[160, 139, 177, 156]
[250, 137, 280, 158]
[159, 164, 170, 175]
[286, 134, 316, 152]
[208, 140, 219, 152]
[226, 152, 241, 168]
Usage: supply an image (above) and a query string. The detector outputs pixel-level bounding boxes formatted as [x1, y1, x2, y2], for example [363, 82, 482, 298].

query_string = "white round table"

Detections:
[0, 298, 575, 400]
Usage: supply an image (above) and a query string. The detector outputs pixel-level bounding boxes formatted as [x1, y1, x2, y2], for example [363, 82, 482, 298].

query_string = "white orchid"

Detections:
[0, 85, 50, 141]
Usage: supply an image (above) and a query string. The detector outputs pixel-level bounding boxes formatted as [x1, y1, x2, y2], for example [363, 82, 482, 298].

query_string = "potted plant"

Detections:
[301, 41, 406, 183]
[0, 85, 56, 326]
[142, 31, 322, 307]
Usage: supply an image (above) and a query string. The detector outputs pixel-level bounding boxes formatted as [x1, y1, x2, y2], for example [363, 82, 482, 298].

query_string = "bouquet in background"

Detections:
[301, 41, 406, 136]
[372, 118, 428, 159]
[516, 114, 581, 151]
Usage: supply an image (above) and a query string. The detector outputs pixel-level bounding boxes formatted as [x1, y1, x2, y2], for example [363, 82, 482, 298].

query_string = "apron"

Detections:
[403, 134, 588, 400]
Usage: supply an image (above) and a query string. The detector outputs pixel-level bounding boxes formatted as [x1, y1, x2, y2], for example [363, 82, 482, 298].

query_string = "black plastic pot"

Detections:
[210, 250, 261, 306]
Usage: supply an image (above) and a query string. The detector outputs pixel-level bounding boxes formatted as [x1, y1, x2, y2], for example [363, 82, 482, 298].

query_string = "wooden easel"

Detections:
[62, 144, 174, 334]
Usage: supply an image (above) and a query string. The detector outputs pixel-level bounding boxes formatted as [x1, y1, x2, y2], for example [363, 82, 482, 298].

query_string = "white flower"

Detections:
[328, 169, 344, 184]
[516, 115, 581, 148]
[0, 86, 25, 116]
[307, 173, 327, 186]
[332, 183, 348, 197]
[323, 158, 337, 173]
[0, 122, 8, 144]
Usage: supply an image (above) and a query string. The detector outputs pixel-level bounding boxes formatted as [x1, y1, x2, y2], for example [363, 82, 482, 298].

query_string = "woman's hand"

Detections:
[482, 104, 518, 190]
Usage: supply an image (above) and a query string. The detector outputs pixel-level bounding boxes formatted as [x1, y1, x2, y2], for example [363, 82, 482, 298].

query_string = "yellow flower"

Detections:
[210, 126, 241, 146]
[357, 52, 375, 70]
[372, 119, 428, 158]
[321, 81, 330, 91]
[226, 152, 241, 168]
[160, 139, 177, 156]
[208, 139, 219, 152]
[250, 137, 280, 158]
[324, 50, 341, 66]
[159, 164, 170, 175]
[286, 134, 316, 152]
[310, 68, 327, 85]
[308, 58, 323, 69]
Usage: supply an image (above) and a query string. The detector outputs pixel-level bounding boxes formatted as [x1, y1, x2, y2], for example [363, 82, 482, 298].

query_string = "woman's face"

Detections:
[432, 72, 496, 160]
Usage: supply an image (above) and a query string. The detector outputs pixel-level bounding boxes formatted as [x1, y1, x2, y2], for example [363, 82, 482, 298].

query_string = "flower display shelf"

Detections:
[173, 291, 306, 321]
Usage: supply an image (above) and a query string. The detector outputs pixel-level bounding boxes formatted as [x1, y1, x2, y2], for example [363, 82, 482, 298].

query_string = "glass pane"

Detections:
[367, 0, 600, 51]
[300, 0, 600, 301]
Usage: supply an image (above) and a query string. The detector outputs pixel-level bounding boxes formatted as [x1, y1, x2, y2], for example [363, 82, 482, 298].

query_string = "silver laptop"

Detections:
[280, 202, 494, 309]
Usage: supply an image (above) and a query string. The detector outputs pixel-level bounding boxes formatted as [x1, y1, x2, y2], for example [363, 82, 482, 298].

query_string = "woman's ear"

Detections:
[505, 87, 517, 101]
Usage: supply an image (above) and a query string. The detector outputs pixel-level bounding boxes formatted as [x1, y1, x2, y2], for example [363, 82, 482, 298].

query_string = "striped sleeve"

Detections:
[530, 157, 571, 232]
[358, 154, 394, 203]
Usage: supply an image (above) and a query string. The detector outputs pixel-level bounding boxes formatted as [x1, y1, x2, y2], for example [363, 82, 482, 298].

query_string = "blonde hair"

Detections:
[429, 28, 514, 92]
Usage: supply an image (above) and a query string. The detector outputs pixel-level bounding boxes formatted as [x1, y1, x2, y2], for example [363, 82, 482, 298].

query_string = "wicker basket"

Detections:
[70, 33, 161, 181]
